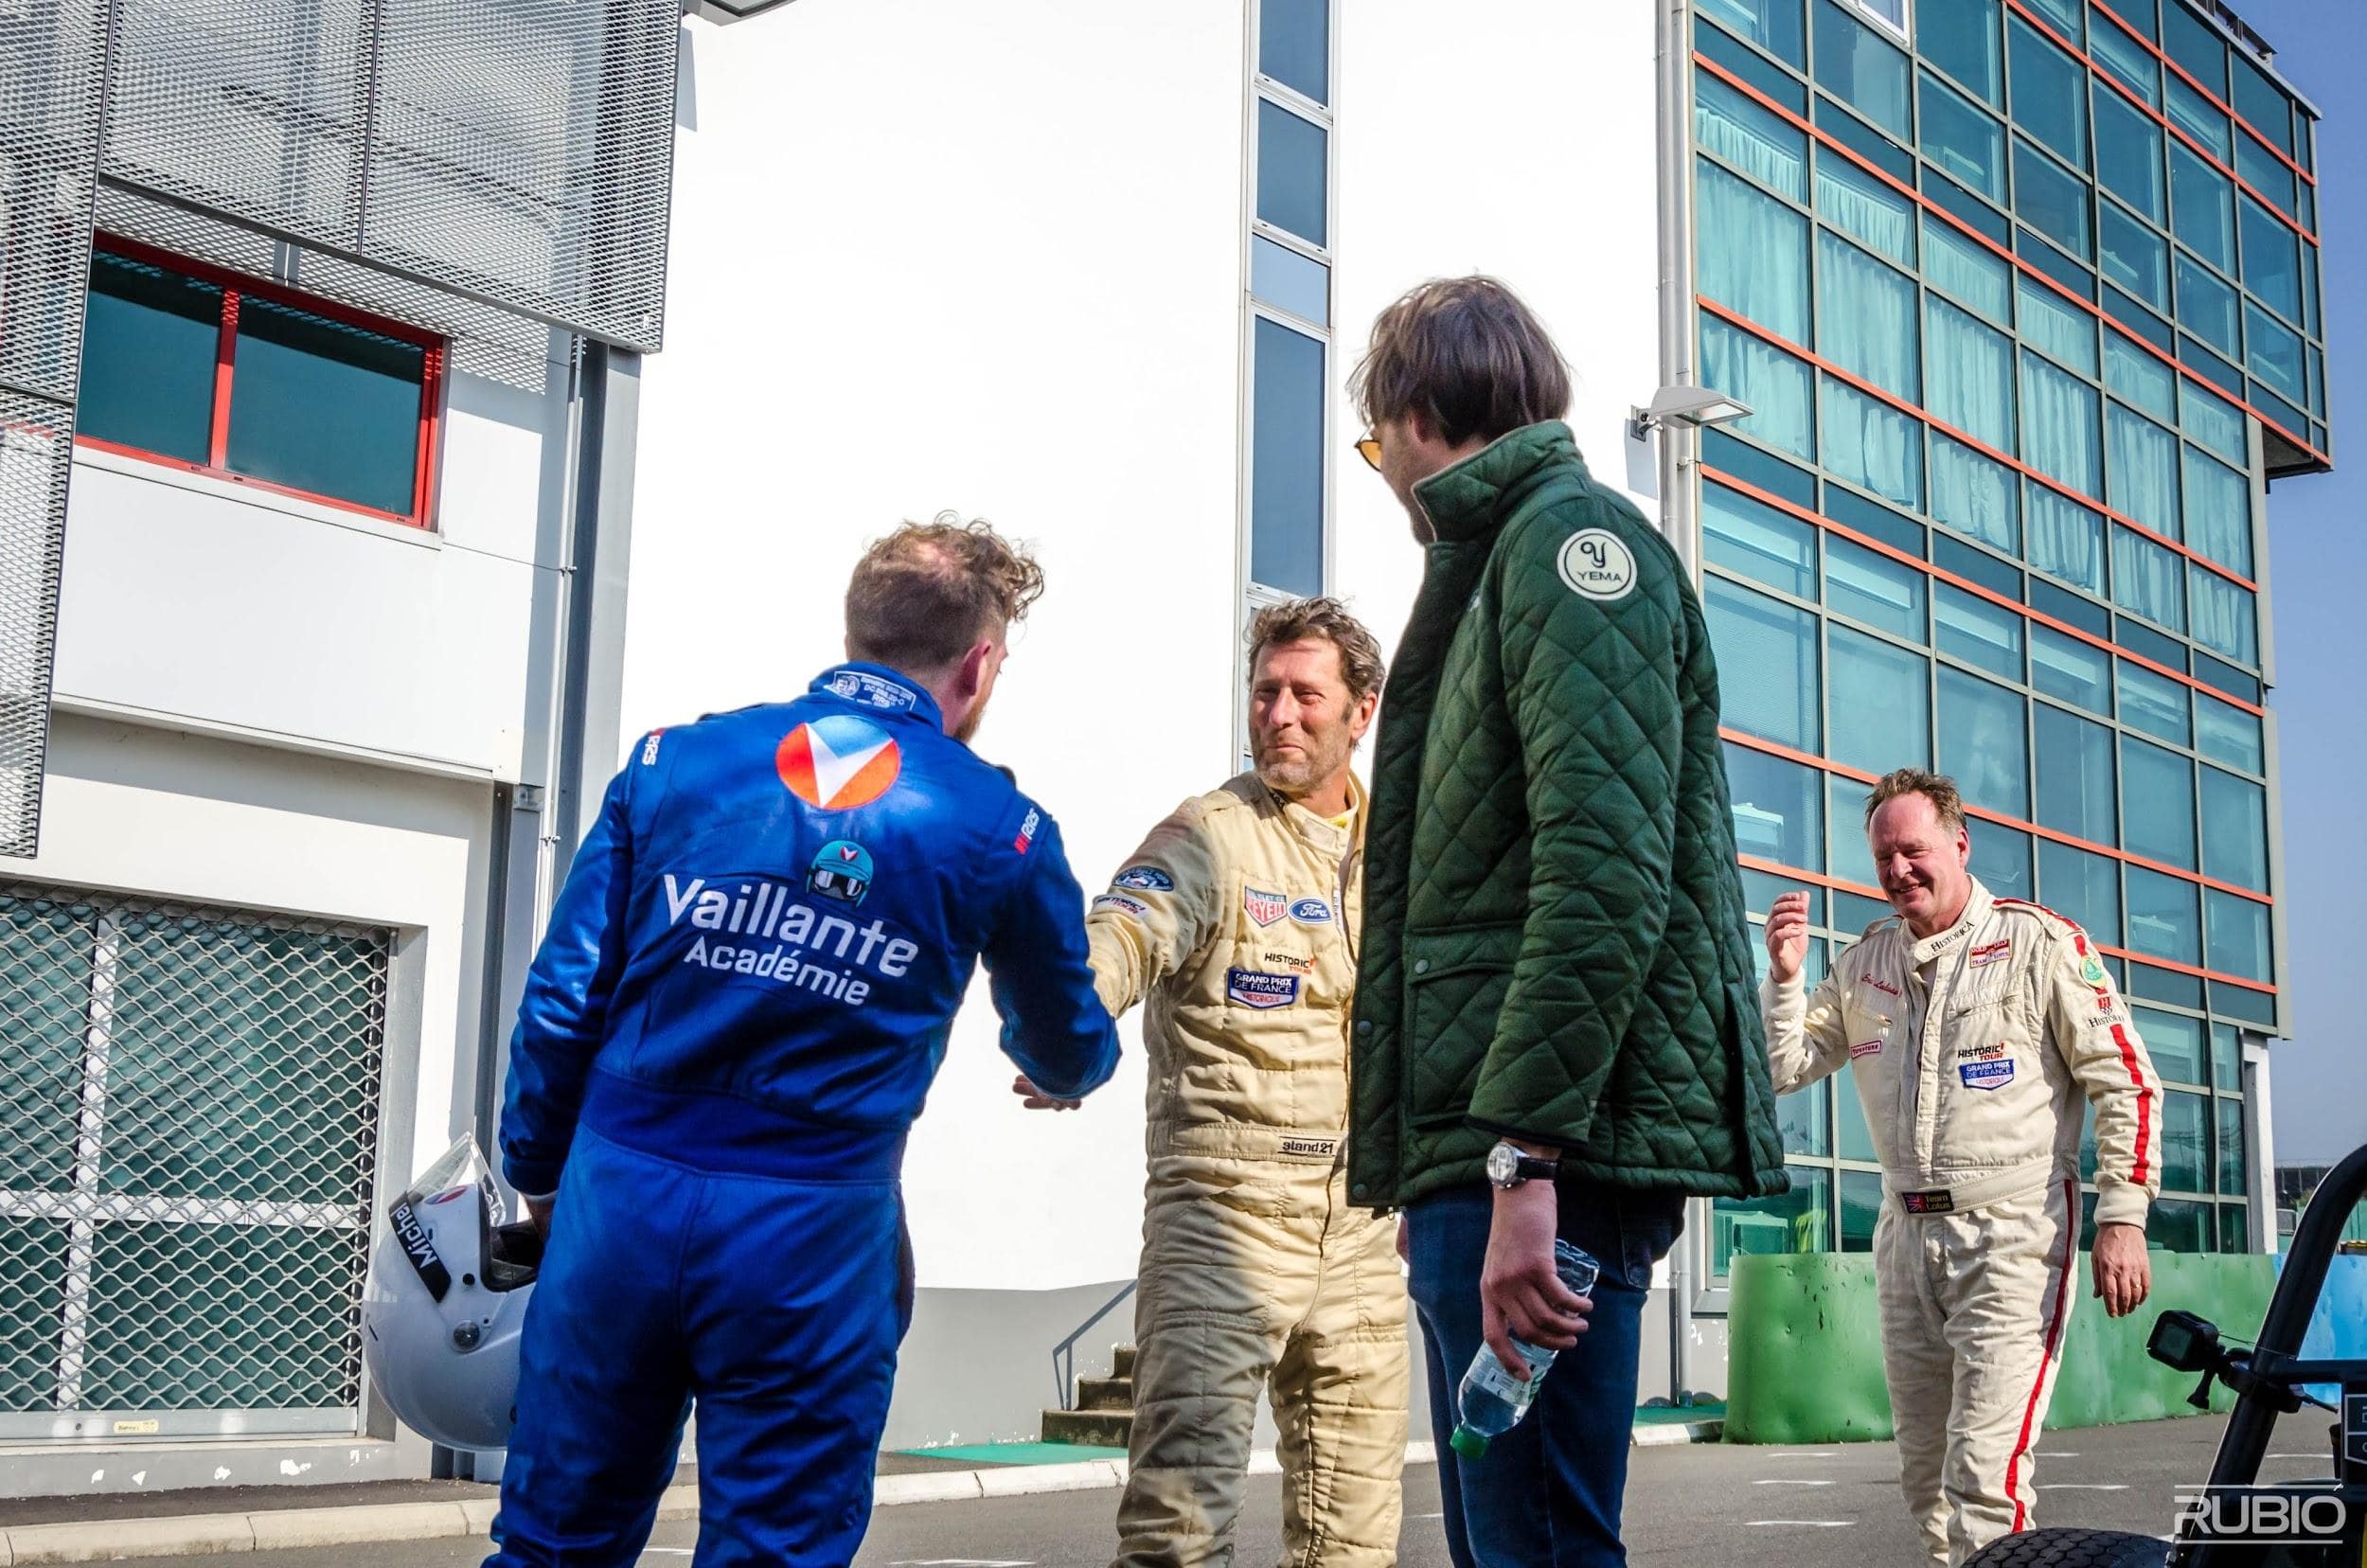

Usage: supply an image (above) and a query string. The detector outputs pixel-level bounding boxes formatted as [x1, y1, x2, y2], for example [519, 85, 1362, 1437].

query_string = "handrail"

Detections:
[1050, 1280, 1137, 1411]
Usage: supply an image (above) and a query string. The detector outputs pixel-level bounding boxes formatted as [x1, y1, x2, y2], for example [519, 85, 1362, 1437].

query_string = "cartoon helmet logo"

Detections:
[806, 839, 875, 906]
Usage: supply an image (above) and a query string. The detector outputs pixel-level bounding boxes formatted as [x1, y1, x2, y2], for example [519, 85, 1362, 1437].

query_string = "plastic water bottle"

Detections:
[1448, 1239, 1601, 1459]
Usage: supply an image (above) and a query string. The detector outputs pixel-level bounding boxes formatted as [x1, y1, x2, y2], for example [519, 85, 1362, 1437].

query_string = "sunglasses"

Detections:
[1356, 434, 1382, 472]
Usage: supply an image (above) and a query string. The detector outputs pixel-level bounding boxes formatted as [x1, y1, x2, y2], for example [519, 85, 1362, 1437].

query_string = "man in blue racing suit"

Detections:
[487, 517, 1121, 1568]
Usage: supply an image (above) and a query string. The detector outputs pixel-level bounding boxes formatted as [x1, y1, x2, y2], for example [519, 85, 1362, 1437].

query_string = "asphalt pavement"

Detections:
[99, 1413, 2355, 1568]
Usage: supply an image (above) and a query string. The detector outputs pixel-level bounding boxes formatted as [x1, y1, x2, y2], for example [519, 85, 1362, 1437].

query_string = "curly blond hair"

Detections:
[845, 511, 1045, 671]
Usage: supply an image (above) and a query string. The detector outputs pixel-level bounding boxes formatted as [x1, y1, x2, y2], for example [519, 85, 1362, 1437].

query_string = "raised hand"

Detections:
[1764, 890, 1812, 986]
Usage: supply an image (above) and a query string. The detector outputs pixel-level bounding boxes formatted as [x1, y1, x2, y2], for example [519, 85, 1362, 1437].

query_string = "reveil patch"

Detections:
[1113, 865, 1175, 893]
[1263, 949, 1317, 975]
[1243, 887, 1287, 927]
[1226, 969, 1301, 1009]
[1288, 897, 1335, 926]
[1969, 938, 2012, 968]
[1092, 893, 1150, 919]
[1849, 1038, 1883, 1060]
[1959, 1058, 2016, 1090]
[1556, 528, 1638, 601]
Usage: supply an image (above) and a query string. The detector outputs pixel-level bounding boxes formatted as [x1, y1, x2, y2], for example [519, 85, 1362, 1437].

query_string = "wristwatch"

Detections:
[1486, 1140, 1560, 1189]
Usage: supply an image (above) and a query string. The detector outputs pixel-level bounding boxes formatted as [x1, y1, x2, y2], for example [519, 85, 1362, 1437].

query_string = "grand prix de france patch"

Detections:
[1227, 970, 1300, 1009]
[1959, 1059, 2016, 1090]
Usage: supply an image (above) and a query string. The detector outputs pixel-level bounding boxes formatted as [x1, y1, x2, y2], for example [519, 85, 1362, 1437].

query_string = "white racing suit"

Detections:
[1088, 774, 1408, 1568]
[1762, 879, 2162, 1566]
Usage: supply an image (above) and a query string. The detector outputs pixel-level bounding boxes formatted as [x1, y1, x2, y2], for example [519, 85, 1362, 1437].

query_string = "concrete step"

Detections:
[1075, 1376, 1133, 1412]
[1112, 1344, 1136, 1380]
[1041, 1407, 1133, 1448]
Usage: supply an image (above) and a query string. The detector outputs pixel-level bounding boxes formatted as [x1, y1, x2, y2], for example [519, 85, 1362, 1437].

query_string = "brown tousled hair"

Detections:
[1864, 768, 1968, 836]
[1245, 597, 1386, 704]
[1350, 276, 1573, 447]
[845, 512, 1045, 672]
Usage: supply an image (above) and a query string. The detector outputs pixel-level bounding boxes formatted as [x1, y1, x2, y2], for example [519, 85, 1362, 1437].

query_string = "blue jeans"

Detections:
[1406, 1181, 1684, 1568]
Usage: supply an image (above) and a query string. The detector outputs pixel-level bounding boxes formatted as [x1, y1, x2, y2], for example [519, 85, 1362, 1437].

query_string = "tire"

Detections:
[1964, 1528, 2170, 1567]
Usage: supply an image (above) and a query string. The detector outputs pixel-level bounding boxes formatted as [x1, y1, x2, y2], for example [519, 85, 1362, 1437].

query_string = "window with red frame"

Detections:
[74, 241, 443, 527]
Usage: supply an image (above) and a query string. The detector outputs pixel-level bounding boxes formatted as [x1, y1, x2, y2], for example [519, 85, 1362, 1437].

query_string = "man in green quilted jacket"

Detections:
[1345, 276, 1788, 1567]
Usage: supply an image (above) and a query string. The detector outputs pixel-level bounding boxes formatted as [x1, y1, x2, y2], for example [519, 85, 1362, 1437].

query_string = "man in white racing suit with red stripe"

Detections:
[1759, 768, 2162, 1567]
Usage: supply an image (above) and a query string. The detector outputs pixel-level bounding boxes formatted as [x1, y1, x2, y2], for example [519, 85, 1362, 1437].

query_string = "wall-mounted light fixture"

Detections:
[1628, 385, 1753, 443]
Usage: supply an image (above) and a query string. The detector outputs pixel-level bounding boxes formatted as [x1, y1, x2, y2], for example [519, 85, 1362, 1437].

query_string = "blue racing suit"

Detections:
[488, 662, 1119, 1568]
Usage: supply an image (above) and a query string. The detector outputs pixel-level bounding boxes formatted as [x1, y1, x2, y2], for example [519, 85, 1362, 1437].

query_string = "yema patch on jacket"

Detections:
[1226, 969, 1300, 1009]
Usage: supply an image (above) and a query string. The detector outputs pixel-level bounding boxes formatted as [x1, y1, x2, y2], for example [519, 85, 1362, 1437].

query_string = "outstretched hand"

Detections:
[1012, 1074, 1081, 1112]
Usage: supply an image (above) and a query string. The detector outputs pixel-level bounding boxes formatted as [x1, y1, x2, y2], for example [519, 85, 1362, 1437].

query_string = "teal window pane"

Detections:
[2136, 1007, 2205, 1084]
[2180, 447, 2251, 576]
[2015, 141, 2092, 258]
[223, 297, 423, 516]
[2040, 839, 2122, 941]
[2035, 702, 2116, 841]
[1931, 437, 2020, 553]
[2121, 735, 2197, 867]
[1972, 819, 2035, 900]
[2162, 2, 2226, 98]
[1700, 72, 1809, 201]
[2024, 0, 2081, 42]
[2180, 380, 2247, 465]
[1923, 298, 2014, 451]
[2238, 196, 2299, 320]
[1834, 889, 1894, 932]
[2032, 624, 2111, 712]
[2009, 16, 2089, 167]
[1817, 231, 1918, 400]
[2110, 526, 2184, 632]
[1840, 1167, 1883, 1251]
[2027, 488, 2105, 594]
[0, 898, 97, 1194]
[2106, 330, 2177, 419]
[1816, 152, 1914, 264]
[2091, 14, 2159, 105]
[1701, 0, 1806, 67]
[1712, 1165, 1831, 1276]
[2095, 87, 2164, 223]
[2117, 659, 2191, 746]
[1825, 533, 1924, 639]
[1249, 236, 1327, 326]
[1255, 99, 1327, 245]
[2231, 54, 2291, 156]
[1937, 583, 2023, 681]
[2152, 1196, 2212, 1251]
[2244, 302, 2305, 405]
[1837, 1060, 1878, 1163]
[1704, 482, 1817, 598]
[1249, 317, 1325, 596]
[2106, 405, 2181, 541]
[2162, 1089, 2210, 1191]
[2188, 569, 2257, 667]
[76, 253, 222, 466]
[2205, 891, 2270, 984]
[1700, 314, 1817, 460]
[1258, 0, 1329, 103]
[2236, 133, 2292, 220]
[1938, 667, 2029, 818]
[1707, 578, 1822, 750]
[1829, 773, 1871, 883]
[1925, 213, 2012, 320]
[1699, 160, 1810, 342]
[2099, 203, 2169, 313]
[2169, 141, 2235, 270]
[2199, 766, 2268, 890]
[2020, 352, 2102, 499]
[0, 1219, 68, 1412]
[1829, 625, 1931, 775]
[2081, 1102, 2099, 1182]
[1726, 740, 1824, 867]
[1921, 0, 2002, 103]
[2195, 693, 2262, 774]
[2216, 1097, 2245, 1196]
[2020, 277, 2098, 376]
[2165, 75, 2231, 161]
[1921, 71, 2007, 202]
[1823, 378, 1923, 509]
[2126, 865, 2200, 965]
[1813, 0, 1910, 139]
[1780, 1074, 1830, 1155]
[2177, 253, 2241, 358]
[2211, 1023, 2241, 1092]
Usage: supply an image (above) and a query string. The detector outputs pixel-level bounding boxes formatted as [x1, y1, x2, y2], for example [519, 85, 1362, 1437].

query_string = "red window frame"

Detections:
[75, 235, 446, 531]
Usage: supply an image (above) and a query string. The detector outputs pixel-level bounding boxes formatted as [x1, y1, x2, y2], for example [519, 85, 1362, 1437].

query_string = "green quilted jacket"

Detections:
[1346, 422, 1789, 1209]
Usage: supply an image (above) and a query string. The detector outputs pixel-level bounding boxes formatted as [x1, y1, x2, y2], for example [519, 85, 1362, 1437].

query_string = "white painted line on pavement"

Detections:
[1752, 1478, 1835, 1487]
[2040, 1484, 2129, 1491]
[2035, 1450, 2079, 1457]
[1745, 1519, 1854, 1527]
[1765, 1451, 1841, 1458]
[2269, 1452, 2325, 1459]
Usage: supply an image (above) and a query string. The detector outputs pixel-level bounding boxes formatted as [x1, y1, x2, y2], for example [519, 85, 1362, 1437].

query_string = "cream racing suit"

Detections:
[1088, 774, 1408, 1568]
[1762, 879, 2162, 1566]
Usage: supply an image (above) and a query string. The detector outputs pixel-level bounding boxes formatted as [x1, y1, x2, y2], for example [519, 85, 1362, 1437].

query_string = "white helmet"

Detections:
[361, 1137, 543, 1451]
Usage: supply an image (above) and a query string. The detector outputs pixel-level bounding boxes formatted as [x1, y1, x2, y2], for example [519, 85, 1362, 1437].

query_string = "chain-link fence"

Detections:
[0, 882, 391, 1439]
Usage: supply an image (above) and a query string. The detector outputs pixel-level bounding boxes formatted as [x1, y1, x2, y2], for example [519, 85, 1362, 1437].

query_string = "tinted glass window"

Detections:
[2040, 838, 2122, 941]
[2094, 85, 2164, 223]
[1258, 0, 1329, 103]
[1248, 318, 1324, 595]
[1829, 624, 1931, 775]
[2009, 18, 2089, 168]
[1921, 73, 2007, 203]
[1700, 0, 1807, 68]
[2035, 704, 2117, 841]
[77, 253, 222, 466]
[1919, 0, 2002, 102]
[1938, 667, 2029, 818]
[2199, 766, 2268, 890]
[1726, 739, 1824, 867]
[1256, 99, 1327, 245]
[1708, 579, 1823, 750]
[1705, 483, 1818, 598]
[2121, 736, 2198, 867]
[225, 296, 423, 516]
[1813, 1, 1910, 139]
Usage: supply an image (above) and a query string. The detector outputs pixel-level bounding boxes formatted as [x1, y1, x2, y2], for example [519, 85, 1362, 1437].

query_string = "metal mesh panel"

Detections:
[99, 0, 680, 352]
[0, 0, 109, 405]
[0, 883, 390, 1431]
[0, 402, 77, 862]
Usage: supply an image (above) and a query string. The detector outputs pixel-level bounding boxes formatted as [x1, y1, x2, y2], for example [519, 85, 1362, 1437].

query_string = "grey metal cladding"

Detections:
[98, 0, 680, 353]
[0, 401, 78, 863]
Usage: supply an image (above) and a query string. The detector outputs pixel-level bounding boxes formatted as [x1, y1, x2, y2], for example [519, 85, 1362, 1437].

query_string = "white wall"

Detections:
[626, 0, 1664, 1292]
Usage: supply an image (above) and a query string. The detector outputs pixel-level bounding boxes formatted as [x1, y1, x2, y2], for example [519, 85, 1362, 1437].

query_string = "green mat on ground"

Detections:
[1633, 1399, 1726, 1425]
[897, 1441, 1129, 1465]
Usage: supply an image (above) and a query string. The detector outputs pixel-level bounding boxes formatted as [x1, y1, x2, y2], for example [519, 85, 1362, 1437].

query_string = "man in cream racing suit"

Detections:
[1760, 768, 2162, 1567]
[1024, 598, 1408, 1567]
